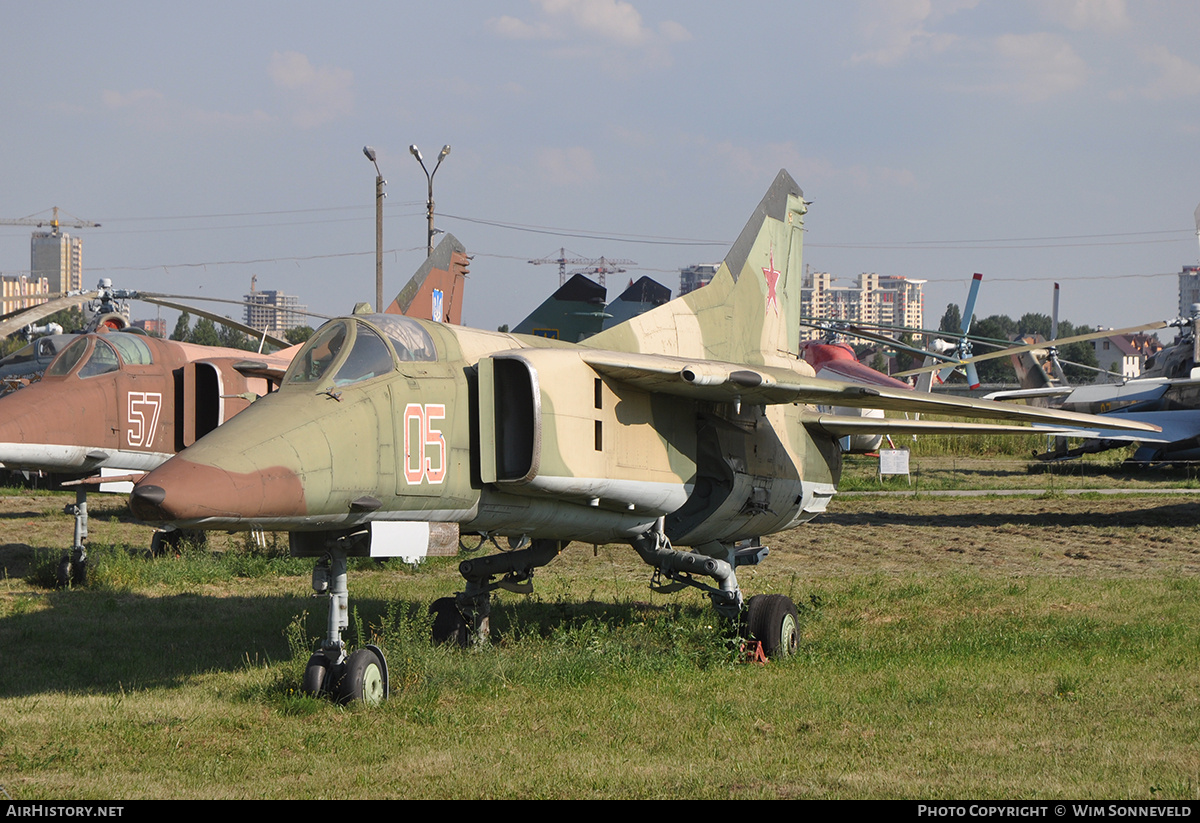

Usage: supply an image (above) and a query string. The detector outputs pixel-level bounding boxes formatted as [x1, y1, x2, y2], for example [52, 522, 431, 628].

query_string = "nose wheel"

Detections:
[335, 648, 386, 706]
[302, 653, 330, 697]
[302, 644, 388, 705]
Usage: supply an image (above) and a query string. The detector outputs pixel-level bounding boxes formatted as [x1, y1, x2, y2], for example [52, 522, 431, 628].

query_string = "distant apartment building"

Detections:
[31, 231, 83, 295]
[1180, 266, 1200, 319]
[243, 288, 307, 335]
[800, 271, 925, 340]
[0, 274, 51, 316]
[679, 263, 720, 296]
[131, 318, 167, 337]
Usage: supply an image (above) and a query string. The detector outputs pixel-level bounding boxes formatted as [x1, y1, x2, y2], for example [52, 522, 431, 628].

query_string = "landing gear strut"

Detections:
[295, 531, 389, 705]
[631, 519, 798, 660]
[629, 519, 768, 621]
[57, 489, 88, 588]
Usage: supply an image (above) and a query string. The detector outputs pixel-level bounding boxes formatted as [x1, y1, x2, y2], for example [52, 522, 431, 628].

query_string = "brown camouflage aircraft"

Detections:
[0, 332, 295, 584]
[129, 171, 1157, 705]
[0, 235, 469, 585]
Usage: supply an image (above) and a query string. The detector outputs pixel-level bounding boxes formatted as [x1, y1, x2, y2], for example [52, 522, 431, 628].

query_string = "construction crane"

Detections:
[570, 255, 635, 289]
[0, 206, 101, 234]
[528, 248, 636, 287]
[0, 207, 100, 301]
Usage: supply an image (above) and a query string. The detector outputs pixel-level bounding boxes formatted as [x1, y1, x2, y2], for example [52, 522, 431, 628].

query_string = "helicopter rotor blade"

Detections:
[137, 296, 292, 349]
[896, 320, 1171, 378]
[0, 292, 99, 339]
[130, 292, 332, 323]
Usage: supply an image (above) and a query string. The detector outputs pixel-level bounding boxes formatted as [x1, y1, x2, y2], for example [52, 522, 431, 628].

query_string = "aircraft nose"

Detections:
[0, 381, 110, 470]
[130, 456, 306, 524]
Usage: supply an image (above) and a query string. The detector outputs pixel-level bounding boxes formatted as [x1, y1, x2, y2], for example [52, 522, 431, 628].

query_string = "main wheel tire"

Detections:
[430, 597, 469, 647]
[746, 594, 799, 659]
[335, 649, 386, 706]
[183, 530, 208, 549]
[71, 557, 87, 587]
[56, 556, 71, 589]
[152, 530, 180, 556]
[302, 653, 329, 697]
[152, 529, 207, 557]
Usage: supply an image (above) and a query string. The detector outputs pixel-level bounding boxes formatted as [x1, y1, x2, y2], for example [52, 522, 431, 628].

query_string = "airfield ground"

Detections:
[0, 471, 1198, 799]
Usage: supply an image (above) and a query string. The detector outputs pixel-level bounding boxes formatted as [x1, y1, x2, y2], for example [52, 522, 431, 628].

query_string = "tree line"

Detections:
[934, 302, 1101, 384]
[170, 312, 312, 350]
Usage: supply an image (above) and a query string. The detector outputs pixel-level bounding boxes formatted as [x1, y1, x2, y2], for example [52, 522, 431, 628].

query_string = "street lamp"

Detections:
[363, 145, 385, 313]
[410, 144, 450, 258]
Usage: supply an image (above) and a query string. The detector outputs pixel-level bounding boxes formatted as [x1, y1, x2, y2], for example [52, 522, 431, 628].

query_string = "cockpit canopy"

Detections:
[285, 315, 437, 388]
[44, 333, 155, 379]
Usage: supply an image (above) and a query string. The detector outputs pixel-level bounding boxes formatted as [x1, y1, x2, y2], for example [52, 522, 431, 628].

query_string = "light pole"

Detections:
[363, 146, 385, 313]
[410, 144, 450, 258]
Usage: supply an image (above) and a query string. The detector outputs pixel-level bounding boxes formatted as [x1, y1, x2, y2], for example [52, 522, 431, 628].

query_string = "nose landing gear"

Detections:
[298, 535, 390, 705]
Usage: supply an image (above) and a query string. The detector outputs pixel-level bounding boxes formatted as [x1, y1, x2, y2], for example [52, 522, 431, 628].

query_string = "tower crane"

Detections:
[570, 255, 635, 289]
[528, 248, 635, 287]
[0, 206, 101, 234]
[528, 248, 593, 287]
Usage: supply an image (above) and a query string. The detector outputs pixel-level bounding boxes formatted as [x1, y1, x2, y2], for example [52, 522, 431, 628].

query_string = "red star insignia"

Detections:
[762, 250, 780, 315]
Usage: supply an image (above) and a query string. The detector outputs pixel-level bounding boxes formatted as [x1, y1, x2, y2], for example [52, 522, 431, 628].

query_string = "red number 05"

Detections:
[403, 403, 446, 485]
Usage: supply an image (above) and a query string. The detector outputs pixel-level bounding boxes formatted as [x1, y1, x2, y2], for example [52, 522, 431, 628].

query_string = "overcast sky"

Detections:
[3, 1, 1199, 337]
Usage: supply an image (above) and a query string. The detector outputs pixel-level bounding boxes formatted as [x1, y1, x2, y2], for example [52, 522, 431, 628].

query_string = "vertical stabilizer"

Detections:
[385, 233, 468, 324]
[586, 170, 806, 366]
[512, 273, 608, 341]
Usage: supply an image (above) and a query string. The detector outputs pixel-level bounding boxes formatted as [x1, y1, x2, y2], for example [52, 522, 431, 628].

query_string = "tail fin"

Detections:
[512, 273, 608, 341]
[602, 276, 672, 329]
[385, 233, 469, 323]
[1010, 340, 1056, 390]
[585, 170, 806, 365]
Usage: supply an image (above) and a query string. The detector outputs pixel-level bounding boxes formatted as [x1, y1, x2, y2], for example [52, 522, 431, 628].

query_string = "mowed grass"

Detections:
[0, 489, 1198, 799]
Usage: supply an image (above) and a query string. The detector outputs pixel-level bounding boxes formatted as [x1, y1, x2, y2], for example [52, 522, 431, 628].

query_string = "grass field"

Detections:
[1, 477, 1198, 799]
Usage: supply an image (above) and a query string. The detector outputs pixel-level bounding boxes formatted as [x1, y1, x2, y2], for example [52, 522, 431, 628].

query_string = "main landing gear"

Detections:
[631, 519, 798, 660]
[296, 532, 389, 705]
[430, 537, 563, 647]
[432, 523, 800, 661]
[149, 526, 207, 556]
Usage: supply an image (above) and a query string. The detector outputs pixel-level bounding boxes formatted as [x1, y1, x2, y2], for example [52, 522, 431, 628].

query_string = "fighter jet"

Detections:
[0, 234, 471, 585]
[129, 171, 1157, 705]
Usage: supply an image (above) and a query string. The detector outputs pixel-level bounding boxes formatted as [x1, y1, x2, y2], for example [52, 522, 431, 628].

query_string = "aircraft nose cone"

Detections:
[131, 457, 306, 525]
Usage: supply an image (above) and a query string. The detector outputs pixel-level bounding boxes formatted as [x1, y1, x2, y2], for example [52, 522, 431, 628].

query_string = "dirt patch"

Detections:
[769, 493, 1200, 578]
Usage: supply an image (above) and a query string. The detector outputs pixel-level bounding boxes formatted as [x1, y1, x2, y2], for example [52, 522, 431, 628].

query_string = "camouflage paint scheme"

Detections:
[0, 332, 289, 476]
[384, 234, 468, 325]
[130, 171, 1158, 557]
